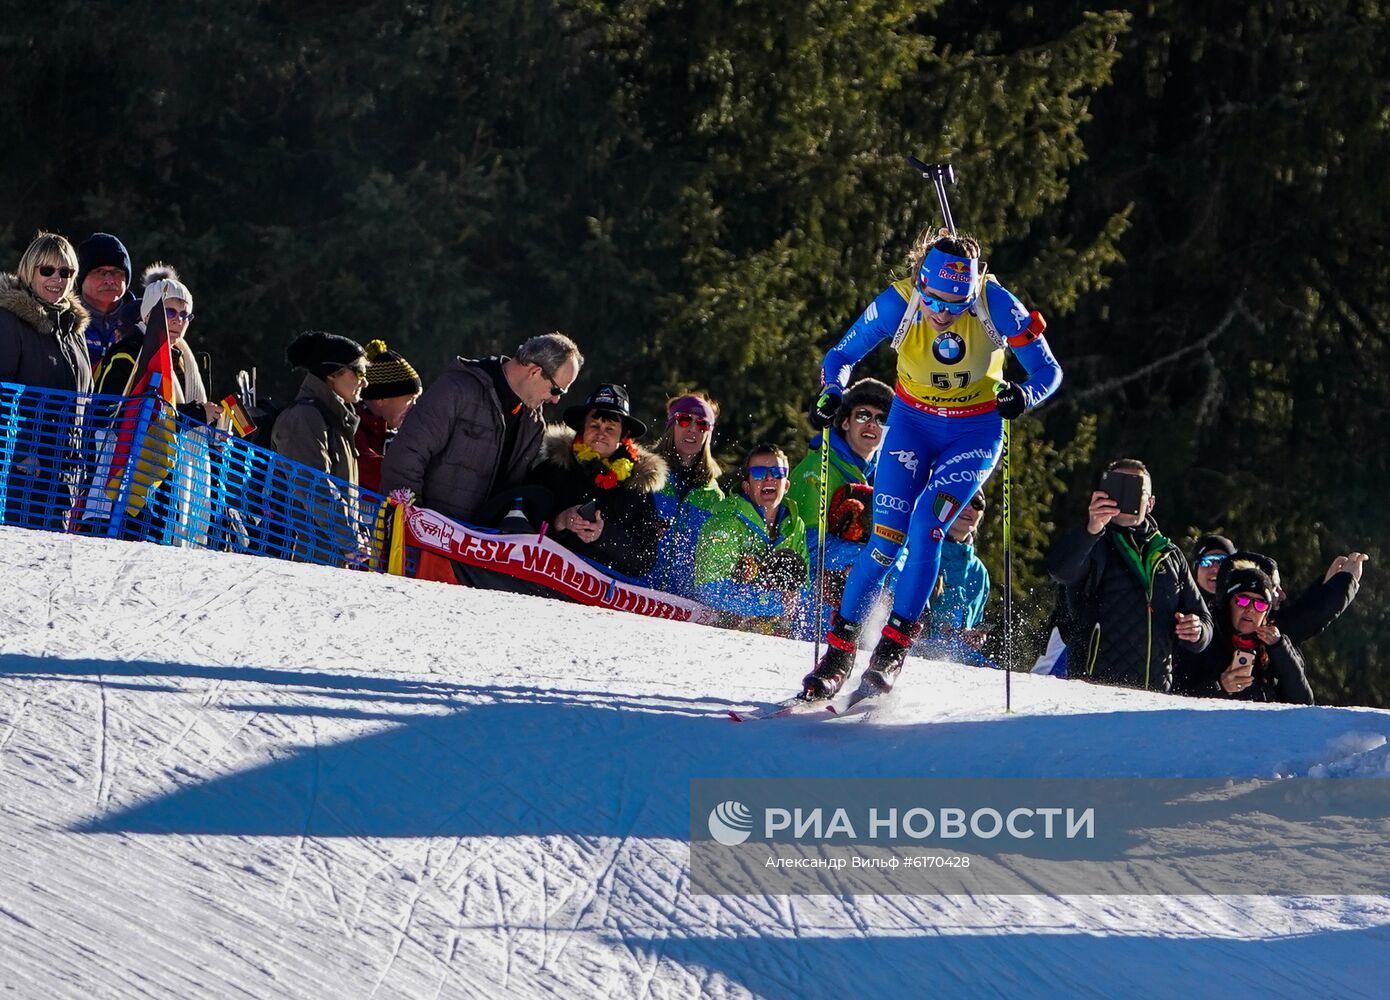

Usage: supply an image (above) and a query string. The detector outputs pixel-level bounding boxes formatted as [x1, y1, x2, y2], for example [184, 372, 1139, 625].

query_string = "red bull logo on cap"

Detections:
[919, 248, 979, 297]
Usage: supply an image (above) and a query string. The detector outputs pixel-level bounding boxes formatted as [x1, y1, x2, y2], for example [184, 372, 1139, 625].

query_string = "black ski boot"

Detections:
[859, 612, 925, 695]
[801, 613, 861, 700]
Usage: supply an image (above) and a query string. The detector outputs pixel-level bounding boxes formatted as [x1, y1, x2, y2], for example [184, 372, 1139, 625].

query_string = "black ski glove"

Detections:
[808, 388, 842, 430]
[995, 381, 1027, 420]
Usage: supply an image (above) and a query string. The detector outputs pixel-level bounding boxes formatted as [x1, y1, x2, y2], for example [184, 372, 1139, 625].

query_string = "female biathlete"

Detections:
[803, 229, 1062, 700]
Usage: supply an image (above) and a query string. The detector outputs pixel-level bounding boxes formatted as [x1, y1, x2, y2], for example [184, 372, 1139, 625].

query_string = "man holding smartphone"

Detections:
[1047, 459, 1213, 692]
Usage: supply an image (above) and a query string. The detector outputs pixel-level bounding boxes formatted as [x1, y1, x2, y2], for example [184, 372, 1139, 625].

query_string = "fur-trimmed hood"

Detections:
[539, 423, 668, 494]
[0, 271, 89, 339]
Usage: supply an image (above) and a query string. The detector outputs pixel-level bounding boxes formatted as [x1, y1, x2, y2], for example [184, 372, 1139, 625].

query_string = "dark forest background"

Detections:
[3, 1, 1386, 704]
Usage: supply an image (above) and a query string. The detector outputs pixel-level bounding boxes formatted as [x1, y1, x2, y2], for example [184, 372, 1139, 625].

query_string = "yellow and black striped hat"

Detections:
[361, 340, 423, 400]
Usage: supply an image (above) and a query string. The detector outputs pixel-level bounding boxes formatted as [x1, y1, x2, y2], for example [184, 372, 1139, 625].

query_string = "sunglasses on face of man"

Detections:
[746, 465, 788, 482]
[850, 408, 887, 427]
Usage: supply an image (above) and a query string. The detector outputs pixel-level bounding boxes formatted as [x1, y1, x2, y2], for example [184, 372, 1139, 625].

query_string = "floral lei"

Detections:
[573, 437, 637, 489]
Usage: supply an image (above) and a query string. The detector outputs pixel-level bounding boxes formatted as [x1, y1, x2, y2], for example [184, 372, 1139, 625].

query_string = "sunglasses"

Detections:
[538, 367, 567, 398]
[851, 408, 887, 426]
[673, 413, 712, 433]
[746, 465, 788, 482]
[918, 287, 977, 315]
[163, 306, 194, 322]
[37, 265, 75, 279]
[342, 365, 369, 379]
[1233, 594, 1271, 613]
[1198, 553, 1228, 569]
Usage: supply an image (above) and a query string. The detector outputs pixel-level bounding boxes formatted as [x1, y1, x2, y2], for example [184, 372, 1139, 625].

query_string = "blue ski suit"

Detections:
[820, 274, 1061, 625]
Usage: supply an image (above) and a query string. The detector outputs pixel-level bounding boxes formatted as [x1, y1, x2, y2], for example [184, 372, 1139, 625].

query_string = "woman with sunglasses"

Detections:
[695, 444, 812, 638]
[1190, 534, 1237, 615]
[96, 266, 220, 423]
[804, 228, 1062, 700]
[0, 232, 93, 529]
[1175, 565, 1313, 704]
[639, 393, 725, 597]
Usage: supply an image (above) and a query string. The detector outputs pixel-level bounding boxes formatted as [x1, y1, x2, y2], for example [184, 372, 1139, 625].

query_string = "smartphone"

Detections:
[1232, 649, 1255, 671]
[1100, 470, 1144, 517]
[575, 499, 599, 522]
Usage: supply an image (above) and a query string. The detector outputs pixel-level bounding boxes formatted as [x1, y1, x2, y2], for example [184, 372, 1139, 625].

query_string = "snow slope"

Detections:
[1, 525, 1389, 999]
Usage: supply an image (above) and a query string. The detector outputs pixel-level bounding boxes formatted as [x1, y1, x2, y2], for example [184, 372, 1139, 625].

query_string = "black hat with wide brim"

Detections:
[563, 383, 646, 439]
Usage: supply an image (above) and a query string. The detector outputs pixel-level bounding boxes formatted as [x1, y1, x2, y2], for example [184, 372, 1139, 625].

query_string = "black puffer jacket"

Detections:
[527, 425, 667, 579]
[1048, 516, 1213, 692]
[1175, 621, 1314, 705]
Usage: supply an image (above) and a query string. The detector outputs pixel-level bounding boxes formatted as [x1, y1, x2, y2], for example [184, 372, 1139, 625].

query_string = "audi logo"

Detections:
[874, 494, 911, 512]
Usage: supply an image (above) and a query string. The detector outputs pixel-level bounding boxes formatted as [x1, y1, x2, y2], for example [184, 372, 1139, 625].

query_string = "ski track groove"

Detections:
[0, 697, 31, 758]
[367, 841, 434, 999]
[279, 715, 320, 911]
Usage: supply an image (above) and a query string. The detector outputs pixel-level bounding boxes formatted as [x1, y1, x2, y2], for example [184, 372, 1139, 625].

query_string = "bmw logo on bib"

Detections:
[932, 331, 966, 365]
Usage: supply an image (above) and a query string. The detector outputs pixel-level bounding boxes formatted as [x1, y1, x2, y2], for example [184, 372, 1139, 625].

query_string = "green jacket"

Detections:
[695, 492, 809, 620]
[786, 430, 873, 530]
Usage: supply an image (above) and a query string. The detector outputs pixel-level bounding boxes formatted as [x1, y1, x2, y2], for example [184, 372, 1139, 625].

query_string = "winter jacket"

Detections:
[786, 429, 876, 571]
[1048, 516, 1213, 692]
[1174, 624, 1314, 705]
[81, 289, 137, 370]
[0, 272, 92, 393]
[0, 273, 93, 526]
[96, 330, 209, 420]
[380, 356, 543, 524]
[353, 405, 391, 494]
[639, 462, 724, 597]
[527, 425, 667, 579]
[272, 373, 362, 561]
[695, 492, 812, 633]
[915, 538, 994, 667]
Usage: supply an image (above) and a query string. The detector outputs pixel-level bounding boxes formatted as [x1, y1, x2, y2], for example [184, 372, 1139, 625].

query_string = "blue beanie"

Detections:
[76, 233, 132, 289]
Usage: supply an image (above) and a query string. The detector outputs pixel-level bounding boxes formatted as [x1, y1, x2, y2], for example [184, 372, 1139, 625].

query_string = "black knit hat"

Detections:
[1223, 565, 1275, 605]
[286, 331, 366, 379]
[1191, 533, 1236, 565]
[360, 339, 423, 400]
[836, 377, 894, 425]
[75, 233, 132, 290]
[564, 383, 646, 439]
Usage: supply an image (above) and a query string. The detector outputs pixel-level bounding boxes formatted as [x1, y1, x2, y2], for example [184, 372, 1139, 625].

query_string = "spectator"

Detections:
[74, 233, 137, 370]
[0, 232, 93, 529]
[97, 267, 219, 421]
[1212, 547, 1365, 650]
[695, 443, 811, 637]
[529, 383, 667, 579]
[787, 377, 892, 602]
[917, 490, 993, 666]
[354, 339, 422, 493]
[640, 392, 725, 597]
[92, 269, 223, 539]
[380, 332, 581, 523]
[1191, 533, 1236, 613]
[1047, 459, 1212, 692]
[274, 331, 368, 563]
[1175, 564, 1314, 704]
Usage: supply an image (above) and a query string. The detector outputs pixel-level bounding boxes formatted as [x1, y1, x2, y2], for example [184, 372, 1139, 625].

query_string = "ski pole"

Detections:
[1002, 420, 1013, 712]
[813, 426, 830, 672]
[906, 156, 957, 236]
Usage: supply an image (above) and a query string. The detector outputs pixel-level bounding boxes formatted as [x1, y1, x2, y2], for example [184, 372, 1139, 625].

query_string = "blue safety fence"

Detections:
[0, 381, 388, 568]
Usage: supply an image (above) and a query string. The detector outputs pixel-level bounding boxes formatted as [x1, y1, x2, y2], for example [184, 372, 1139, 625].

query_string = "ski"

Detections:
[826, 680, 890, 716]
[728, 694, 826, 723]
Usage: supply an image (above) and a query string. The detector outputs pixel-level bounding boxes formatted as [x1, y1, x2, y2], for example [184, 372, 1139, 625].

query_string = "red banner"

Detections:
[394, 504, 720, 626]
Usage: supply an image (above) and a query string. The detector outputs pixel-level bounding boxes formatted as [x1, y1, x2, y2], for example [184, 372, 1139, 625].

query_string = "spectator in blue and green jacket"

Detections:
[640, 392, 725, 597]
[917, 489, 994, 666]
[695, 443, 811, 637]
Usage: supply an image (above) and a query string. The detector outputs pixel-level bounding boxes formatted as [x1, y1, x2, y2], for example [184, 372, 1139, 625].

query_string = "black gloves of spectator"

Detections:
[809, 388, 842, 430]
[995, 381, 1027, 420]
[761, 548, 809, 591]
